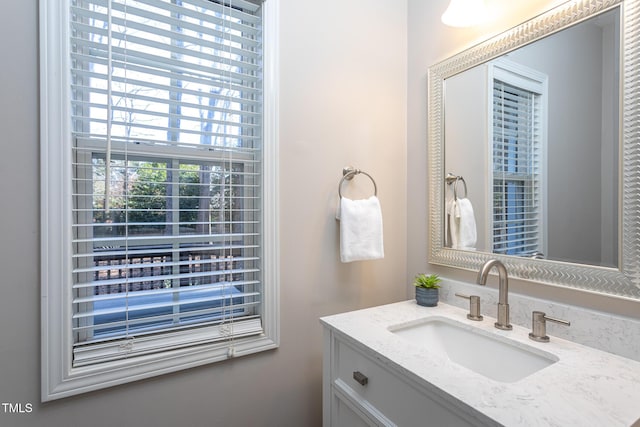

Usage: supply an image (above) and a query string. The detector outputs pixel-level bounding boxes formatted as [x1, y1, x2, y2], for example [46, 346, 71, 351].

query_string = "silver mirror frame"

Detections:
[428, 0, 640, 299]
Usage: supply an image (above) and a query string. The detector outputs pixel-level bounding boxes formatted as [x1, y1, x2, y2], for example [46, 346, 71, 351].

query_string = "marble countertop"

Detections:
[320, 300, 640, 427]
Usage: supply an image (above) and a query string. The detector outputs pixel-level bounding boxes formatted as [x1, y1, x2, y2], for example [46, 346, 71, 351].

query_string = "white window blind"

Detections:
[492, 79, 543, 256]
[70, 0, 264, 366]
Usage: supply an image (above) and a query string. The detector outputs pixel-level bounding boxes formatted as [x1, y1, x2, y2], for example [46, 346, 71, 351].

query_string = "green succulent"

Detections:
[413, 273, 442, 289]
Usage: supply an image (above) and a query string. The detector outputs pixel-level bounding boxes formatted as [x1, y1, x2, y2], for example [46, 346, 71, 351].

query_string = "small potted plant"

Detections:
[413, 273, 442, 307]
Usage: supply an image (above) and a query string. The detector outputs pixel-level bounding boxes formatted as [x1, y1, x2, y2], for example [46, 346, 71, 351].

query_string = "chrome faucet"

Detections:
[476, 259, 512, 330]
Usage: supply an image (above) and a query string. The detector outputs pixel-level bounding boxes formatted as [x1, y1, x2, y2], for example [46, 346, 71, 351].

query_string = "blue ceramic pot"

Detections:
[415, 287, 439, 307]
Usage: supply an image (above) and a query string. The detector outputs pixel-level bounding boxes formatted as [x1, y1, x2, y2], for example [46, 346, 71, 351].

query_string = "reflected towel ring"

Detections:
[445, 173, 467, 200]
[338, 166, 378, 199]
[454, 176, 467, 200]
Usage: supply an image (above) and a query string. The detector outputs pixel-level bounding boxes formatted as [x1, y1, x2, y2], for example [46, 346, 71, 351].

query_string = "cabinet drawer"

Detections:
[333, 338, 475, 427]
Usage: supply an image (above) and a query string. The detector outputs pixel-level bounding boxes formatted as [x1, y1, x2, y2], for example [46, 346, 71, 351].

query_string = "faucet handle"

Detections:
[528, 311, 570, 342]
[455, 293, 483, 321]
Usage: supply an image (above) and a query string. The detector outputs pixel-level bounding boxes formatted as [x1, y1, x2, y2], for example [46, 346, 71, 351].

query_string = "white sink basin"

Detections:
[389, 316, 558, 383]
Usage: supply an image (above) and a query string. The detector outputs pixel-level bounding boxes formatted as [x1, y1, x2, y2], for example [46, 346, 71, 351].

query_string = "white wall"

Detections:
[0, 0, 407, 425]
[407, 0, 640, 319]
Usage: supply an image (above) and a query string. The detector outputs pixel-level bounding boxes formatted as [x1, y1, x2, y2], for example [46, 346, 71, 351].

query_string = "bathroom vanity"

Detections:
[321, 301, 640, 426]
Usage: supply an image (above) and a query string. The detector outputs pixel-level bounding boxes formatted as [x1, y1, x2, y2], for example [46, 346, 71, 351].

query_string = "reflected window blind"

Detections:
[492, 80, 542, 256]
[70, 0, 263, 366]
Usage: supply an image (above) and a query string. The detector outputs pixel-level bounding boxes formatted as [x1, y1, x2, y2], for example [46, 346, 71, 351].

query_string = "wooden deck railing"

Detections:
[92, 247, 240, 295]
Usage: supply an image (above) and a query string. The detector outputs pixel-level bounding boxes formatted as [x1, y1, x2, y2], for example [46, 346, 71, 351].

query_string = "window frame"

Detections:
[40, 0, 279, 401]
[487, 58, 548, 257]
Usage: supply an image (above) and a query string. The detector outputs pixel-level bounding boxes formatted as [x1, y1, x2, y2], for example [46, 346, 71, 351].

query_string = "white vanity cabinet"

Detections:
[321, 301, 640, 427]
[322, 326, 494, 427]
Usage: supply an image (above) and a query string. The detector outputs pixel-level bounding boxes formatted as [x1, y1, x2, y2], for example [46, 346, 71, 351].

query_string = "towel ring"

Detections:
[338, 167, 378, 199]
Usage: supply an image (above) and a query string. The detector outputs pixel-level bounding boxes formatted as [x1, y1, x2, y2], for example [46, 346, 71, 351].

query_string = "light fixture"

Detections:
[441, 0, 489, 27]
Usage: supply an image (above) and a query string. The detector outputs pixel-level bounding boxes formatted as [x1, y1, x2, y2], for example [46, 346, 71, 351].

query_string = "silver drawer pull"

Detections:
[353, 371, 368, 386]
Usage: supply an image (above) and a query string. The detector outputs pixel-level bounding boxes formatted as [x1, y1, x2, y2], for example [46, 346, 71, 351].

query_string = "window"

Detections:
[41, 0, 278, 400]
[489, 59, 547, 257]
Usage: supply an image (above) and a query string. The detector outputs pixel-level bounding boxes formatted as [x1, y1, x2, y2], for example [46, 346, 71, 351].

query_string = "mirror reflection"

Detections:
[443, 8, 620, 268]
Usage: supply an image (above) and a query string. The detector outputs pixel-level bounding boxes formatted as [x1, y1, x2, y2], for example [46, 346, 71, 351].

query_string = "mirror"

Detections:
[444, 8, 620, 268]
[428, 0, 640, 299]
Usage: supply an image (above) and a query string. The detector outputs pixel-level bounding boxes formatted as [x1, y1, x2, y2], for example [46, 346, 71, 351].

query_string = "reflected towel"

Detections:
[447, 197, 477, 250]
[338, 196, 384, 263]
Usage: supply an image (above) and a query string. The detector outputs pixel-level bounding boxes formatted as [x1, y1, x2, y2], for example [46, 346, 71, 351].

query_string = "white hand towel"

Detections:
[447, 197, 477, 250]
[338, 196, 384, 263]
